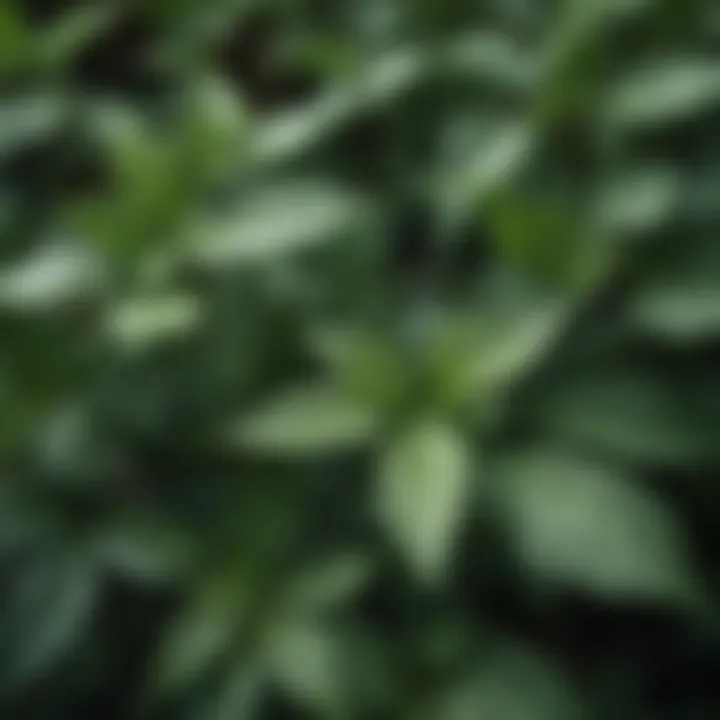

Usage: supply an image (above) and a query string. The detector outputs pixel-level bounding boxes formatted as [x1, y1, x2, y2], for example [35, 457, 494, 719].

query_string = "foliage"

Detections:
[1, 1, 719, 718]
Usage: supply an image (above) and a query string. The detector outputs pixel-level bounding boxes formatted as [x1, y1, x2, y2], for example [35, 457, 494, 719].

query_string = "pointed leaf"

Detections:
[437, 300, 570, 409]
[0, 241, 104, 312]
[438, 121, 536, 222]
[151, 585, 244, 697]
[496, 451, 700, 603]
[265, 620, 345, 716]
[376, 420, 472, 583]
[284, 553, 375, 615]
[595, 167, 681, 238]
[604, 58, 720, 129]
[189, 181, 365, 269]
[229, 384, 379, 456]
[105, 293, 203, 351]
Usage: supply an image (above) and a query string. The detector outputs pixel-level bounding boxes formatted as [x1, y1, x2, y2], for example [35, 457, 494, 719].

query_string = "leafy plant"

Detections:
[1, 1, 719, 719]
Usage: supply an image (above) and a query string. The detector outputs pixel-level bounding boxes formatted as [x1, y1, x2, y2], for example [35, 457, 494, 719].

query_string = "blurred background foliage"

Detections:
[0, 0, 719, 718]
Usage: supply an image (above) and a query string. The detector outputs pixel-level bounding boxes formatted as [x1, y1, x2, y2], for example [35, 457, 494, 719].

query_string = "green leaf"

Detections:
[253, 47, 425, 167]
[307, 324, 407, 408]
[437, 120, 536, 222]
[91, 103, 168, 190]
[284, 553, 375, 616]
[630, 240, 720, 341]
[440, 642, 583, 720]
[540, 0, 649, 75]
[181, 73, 249, 181]
[0, 95, 67, 158]
[194, 664, 265, 720]
[188, 181, 365, 269]
[604, 58, 720, 129]
[632, 283, 720, 341]
[265, 620, 345, 717]
[376, 419, 472, 583]
[532, 369, 718, 465]
[595, 167, 681, 238]
[95, 516, 195, 585]
[151, 584, 245, 697]
[105, 293, 204, 351]
[252, 90, 357, 167]
[433, 299, 570, 411]
[0, 241, 104, 312]
[495, 451, 700, 603]
[35, 6, 117, 70]
[440, 31, 537, 91]
[229, 384, 379, 456]
[3, 556, 98, 688]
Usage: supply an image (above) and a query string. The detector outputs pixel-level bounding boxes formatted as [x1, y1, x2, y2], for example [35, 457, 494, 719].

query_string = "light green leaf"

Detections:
[253, 47, 425, 167]
[105, 293, 203, 351]
[496, 451, 700, 603]
[533, 369, 717, 465]
[376, 420, 472, 583]
[595, 167, 681, 238]
[230, 384, 379, 456]
[253, 90, 356, 167]
[186, 74, 247, 141]
[438, 120, 536, 222]
[355, 46, 427, 105]
[632, 284, 720, 341]
[189, 181, 365, 269]
[433, 300, 570, 410]
[0, 241, 104, 312]
[604, 58, 720, 129]
[440, 32, 537, 90]
[0, 95, 66, 158]
[265, 620, 344, 716]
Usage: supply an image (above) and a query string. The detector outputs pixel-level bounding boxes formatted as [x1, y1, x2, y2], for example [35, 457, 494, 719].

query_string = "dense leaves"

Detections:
[1, 0, 720, 719]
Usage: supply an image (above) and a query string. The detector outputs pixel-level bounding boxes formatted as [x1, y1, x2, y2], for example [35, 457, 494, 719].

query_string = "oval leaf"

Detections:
[604, 58, 720, 129]
[496, 451, 700, 604]
[229, 384, 379, 456]
[189, 181, 365, 269]
[376, 420, 472, 583]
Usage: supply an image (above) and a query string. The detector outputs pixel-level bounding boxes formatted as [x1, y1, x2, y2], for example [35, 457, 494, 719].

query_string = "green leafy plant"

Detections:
[1, 1, 719, 719]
